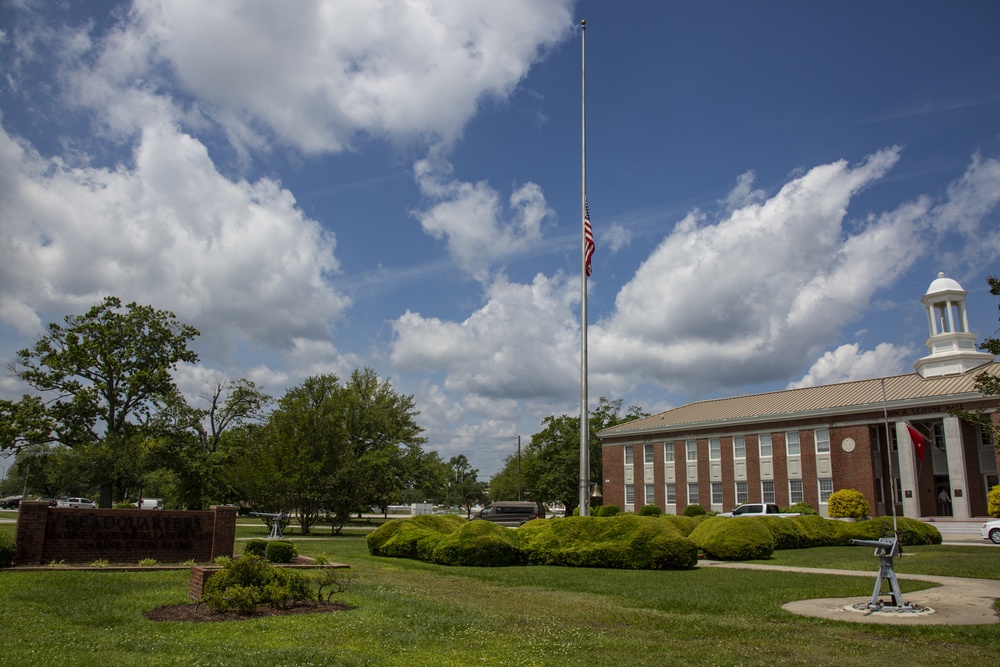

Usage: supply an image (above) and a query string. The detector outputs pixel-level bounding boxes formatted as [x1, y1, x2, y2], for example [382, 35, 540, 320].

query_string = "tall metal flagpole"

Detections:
[880, 379, 899, 535]
[579, 19, 590, 516]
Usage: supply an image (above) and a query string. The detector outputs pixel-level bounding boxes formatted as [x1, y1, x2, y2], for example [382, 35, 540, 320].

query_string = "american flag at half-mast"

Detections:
[584, 198, 595, 276]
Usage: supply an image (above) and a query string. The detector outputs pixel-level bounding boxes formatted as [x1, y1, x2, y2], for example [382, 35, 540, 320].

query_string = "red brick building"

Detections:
[598, 274, 1000, 519]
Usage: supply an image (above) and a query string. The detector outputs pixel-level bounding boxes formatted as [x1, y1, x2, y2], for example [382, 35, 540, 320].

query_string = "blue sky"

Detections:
[2, 1, 999, 481]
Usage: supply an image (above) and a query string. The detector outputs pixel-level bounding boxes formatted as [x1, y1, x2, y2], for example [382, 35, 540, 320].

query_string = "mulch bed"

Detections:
[145, 600, 354, 622]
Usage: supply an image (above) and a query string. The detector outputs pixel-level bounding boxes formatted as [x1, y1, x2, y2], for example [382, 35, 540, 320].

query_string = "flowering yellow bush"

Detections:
[826, 488, 870, 519]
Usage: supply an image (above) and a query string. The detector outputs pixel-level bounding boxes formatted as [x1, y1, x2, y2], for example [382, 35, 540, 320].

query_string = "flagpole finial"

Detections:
[581, 19, 586, 29]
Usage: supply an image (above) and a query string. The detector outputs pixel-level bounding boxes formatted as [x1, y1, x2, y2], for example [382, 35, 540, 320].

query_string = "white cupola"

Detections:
[914, 272, 994, 378]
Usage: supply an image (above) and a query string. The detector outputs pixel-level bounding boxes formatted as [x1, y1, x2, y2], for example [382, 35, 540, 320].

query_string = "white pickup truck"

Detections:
[720, 503, 799, 518]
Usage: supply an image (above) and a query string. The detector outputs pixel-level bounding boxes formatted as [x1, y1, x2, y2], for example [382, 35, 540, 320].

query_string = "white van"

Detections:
[139, 498, 163, 510]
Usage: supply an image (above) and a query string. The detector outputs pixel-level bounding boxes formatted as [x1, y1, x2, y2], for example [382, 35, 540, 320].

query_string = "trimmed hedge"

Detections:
[366, 514, 467, 560]
[244, 539, 269, 558]
[659, 514, 699, 536]
[517, 515, 697, 570]
[638, 504, 663, 517]
[265, 540, 298, 563]
[431, 519, 522, 567]
[683, 504, 706, 517]
[689, 516, 774, 560]
[596, 504, 621, 517]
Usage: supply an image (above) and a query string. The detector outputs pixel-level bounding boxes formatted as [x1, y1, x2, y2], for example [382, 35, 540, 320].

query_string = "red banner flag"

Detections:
[905, 423, 926, 461]
[584, 198, 595, 276]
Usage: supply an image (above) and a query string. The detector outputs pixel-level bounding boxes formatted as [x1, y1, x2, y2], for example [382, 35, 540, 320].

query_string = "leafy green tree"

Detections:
[488, 453, 524, 502]
[522, 397, 648, 517]
[396, 449, 451, 505]
[1, 297, 199, 506]
[447, 454, 487, 518]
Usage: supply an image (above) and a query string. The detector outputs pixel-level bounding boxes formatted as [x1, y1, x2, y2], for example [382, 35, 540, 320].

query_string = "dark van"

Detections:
[473, 501, 545, 527]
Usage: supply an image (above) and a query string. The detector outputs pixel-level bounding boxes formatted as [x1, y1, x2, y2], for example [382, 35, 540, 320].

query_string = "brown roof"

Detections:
[599, 362, 1000, 438]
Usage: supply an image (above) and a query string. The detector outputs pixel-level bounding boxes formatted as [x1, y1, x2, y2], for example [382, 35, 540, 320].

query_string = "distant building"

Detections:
[598, 273, 999, 519]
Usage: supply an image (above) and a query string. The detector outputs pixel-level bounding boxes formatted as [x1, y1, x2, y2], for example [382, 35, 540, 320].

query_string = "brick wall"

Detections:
[13, 503, 237, 565]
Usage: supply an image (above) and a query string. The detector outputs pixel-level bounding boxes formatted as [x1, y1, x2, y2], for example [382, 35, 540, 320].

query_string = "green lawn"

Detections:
[2, 526, 999, 667]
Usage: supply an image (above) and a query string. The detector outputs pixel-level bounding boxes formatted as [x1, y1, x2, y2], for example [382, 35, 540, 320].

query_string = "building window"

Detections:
[818, 478, 833, 503]
[711, 482, 723, 505]
[733, 436, 746, 459]
[759, 433, 772, 458]
[786, 432, 800, 456]
[644, 443, 654, 464]
[815, 428, 830, 454]
[709, 438, 721, 460]
[735, 481, 748, 504]
[789, 479, 803, 504]
[875, 480, 884, 504]
[687, 483, 699, 506]
[624, 445, 633, 465]
[890, 426, 898, 452]
[980, 427, 995, 448]
[645, 484, 655, 505]
[625, 484, 634, 505]
[664, 443, 675, 463]
[686, 440, 698, 461]
[894, 478, 902, 504]
[762, 480, 775, 504]
[665, 483, 676, 505]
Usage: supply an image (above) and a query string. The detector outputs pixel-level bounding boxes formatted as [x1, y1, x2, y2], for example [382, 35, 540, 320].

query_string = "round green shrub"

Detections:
[0, 531, 14, 567]
[597, 504, 621, 517]
[683, 504, 706, 517]
[780, 502, 818, 515]
[755, 516, 811, 550]
[638, 504, 662, 517]
[689, 516, 774, 560]
[988, 484, 1000, 518]
[243, 539, 268, 557]
[431, 519, 522, 567]
[265, 540, 297, 563]
[826, 489, 870, 519]
[200, 555, 311, 612]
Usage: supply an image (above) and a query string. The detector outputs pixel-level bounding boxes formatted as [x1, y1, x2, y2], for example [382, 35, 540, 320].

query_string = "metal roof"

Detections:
[599, 362, 1000, 438]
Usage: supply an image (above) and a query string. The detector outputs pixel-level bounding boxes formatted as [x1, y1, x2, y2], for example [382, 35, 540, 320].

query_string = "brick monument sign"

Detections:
[13, 501, 237, 565]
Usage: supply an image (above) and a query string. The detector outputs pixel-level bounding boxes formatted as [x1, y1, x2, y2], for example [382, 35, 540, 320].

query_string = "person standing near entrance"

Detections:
[938, 489, 952, 516]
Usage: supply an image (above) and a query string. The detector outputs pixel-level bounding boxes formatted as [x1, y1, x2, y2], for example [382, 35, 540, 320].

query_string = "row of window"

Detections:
[623, 478, 834, 508]
[624, 429, 831, 464]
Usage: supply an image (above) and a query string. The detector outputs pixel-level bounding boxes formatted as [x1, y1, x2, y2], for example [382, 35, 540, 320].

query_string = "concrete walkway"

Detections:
[700, 560, 1000, 625]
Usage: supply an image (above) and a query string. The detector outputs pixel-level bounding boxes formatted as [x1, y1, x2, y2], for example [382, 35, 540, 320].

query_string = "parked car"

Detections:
[472, 501, 545, 527]
[719, 503, 800, 518]
[57, 497, 96, 509]
[982, 519, 1000, 545]
[0, 496, 23, 509]
[37, 498, 59, 507]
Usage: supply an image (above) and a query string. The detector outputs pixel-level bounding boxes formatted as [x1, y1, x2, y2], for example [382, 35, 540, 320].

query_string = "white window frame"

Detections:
[735, 481, 748, 505]
[786, 432, 800, 457]
[686, 440, 698, 461]
[759, 433, 772, 458]
[643, 443, 655, 465]
[624, 445, 633, 465]
[665, 483, 676, 505]
[709, 438, 721, 461]
[818, 478, 833, 503]
[815, 428, 830, 454]
[761, 480, 775, 504]
[733, 435, 746, 460]
[687, 483, 699, 506]
[625, 484, 635, 505]
[789, 479, 803, 504]
[664, 443, 675, 463]
[645, 484, 655, 505]
[711, 481, 723, 505]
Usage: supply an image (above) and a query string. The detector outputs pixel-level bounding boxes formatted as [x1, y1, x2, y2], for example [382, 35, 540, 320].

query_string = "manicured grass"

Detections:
[3, 533, 998, 666]
[3, 516, 1000, 664]
[751, 544, 1000, 580]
